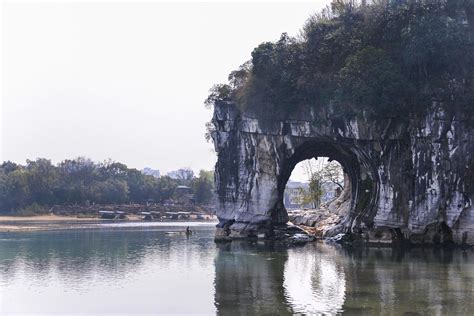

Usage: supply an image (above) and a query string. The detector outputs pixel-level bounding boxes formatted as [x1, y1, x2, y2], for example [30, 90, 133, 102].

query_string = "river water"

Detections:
[0, 222, 473, 315]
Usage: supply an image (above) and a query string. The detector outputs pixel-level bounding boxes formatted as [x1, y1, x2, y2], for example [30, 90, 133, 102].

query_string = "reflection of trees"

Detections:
[215, 241, 474, 315]
[0, 230, 157, 286]
[341, 247, 474, 315]
[3, 231, 473, 315]
[0, 228, 218, 314]
[0, 229, 207, 287]
[216, 241, 474, 315]
[214, 242, 293, 315]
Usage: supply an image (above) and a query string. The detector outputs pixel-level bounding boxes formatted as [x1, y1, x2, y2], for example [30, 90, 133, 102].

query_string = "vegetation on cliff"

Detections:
[0, 158, 214, 214]
[206, 0, 474, 117]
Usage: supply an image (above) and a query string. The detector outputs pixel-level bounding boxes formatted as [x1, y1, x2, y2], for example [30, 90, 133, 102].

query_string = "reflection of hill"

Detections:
[214, 242, 293, 315]
[215, 242, 474, 315]
[2, 230, 473, 314]
[341, 247, 474, 315]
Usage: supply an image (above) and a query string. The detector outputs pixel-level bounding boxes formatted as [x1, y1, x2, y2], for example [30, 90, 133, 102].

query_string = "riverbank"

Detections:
[49, 203, 215, 216]
[0, 214, 103, 222]
[0, 214, 217, 232]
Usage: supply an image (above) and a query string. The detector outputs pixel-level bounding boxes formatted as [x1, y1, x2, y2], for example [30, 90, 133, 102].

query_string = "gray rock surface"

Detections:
[211, 101, 474, 246]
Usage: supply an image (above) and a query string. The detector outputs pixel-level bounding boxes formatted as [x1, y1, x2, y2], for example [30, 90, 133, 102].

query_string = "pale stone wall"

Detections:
[212, 101, 474, 245]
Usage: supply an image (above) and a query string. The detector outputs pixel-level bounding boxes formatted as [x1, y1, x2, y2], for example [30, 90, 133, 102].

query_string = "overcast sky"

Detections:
[1, 0, 329, 180]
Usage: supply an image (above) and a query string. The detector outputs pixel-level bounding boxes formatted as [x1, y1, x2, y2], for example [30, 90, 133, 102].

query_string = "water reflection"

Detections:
[284, 244, 346, 314]
[214, 241, 292, 315]
[213, 242, 474, 315]
[213, 242, 347, 314]
[1, 226, 473, 314]
[0, 225, 216, 314]
[341, 246, 474, 315]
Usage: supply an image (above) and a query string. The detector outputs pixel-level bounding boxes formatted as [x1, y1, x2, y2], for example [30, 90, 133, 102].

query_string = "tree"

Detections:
[0, 172, 8, 213]
[1, 161, 19, 174]
[206, 0, 473, 117]
[25, 158, 59, 206]
[204, 84, 232, 108]
[299, 172, 324, 209]
[126, 168, 148, 203]
[322, 160, 344, 189]
[98, 160, 128, 181]
[0, 158, 214, 212]
[192, 170, 214, 204]
[158, 176, 180, 201]
[56, 157, 96, 204]
[167, 168, 194, 185]
[296, 158, 345, 208]
[4, 169, 30, 211]
[88, 179, 129, 204]
[228, 61, 252, 90]
[337, 46, 407, 113]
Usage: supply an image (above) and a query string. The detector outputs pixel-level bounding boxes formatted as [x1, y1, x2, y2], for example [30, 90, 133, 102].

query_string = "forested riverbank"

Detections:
[0, 158, 215, 215]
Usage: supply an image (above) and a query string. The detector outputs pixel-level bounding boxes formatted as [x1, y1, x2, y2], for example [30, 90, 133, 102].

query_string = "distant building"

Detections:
[176, 185, 192, 194]
[284, 180, 342, 210]
[141, 167, 160, 178]
[320, 182, 340, 203]
[284, 181, 311, 210]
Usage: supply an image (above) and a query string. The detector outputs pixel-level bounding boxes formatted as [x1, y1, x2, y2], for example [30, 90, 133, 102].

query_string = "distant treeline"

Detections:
[0, 158, 214, 214]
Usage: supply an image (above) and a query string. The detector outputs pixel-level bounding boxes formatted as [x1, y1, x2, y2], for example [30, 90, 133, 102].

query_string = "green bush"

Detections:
[336, 46, 408, 114]
[206, 0, 474, 117]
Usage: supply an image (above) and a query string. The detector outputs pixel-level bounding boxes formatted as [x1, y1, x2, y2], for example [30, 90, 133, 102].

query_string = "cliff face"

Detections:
[211, 101, 474, 246]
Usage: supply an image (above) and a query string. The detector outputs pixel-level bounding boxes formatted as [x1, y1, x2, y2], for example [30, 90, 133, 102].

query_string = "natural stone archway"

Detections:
[280, 148, 360, 235]
[211, 101, 474, 246]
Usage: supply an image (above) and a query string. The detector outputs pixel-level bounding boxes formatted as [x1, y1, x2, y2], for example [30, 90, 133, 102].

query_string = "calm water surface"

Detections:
[0, 222, 473, 315]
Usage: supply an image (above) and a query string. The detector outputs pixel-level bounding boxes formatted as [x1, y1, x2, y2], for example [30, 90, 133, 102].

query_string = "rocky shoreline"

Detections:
[216, 222, 473, 249]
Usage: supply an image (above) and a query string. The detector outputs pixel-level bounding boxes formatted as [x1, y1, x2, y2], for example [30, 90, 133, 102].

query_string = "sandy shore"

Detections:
[0, 214, 146, 222]
[0, 214, 215, 232]
[0, 214, 104, 232]
[0, 214, 100, 222]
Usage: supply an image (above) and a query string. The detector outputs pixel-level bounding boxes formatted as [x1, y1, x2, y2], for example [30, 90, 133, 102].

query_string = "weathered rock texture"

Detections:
[211, 101, 474, 246]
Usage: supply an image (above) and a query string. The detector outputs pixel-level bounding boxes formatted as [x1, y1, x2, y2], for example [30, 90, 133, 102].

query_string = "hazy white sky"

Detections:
[1, 0, 329, 180]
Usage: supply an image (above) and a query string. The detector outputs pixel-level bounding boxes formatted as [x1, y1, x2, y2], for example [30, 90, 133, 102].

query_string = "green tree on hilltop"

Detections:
[206, 0, 474, 116]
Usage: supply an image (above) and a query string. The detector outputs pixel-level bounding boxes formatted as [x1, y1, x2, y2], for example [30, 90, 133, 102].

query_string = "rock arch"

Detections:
[211, 101, 474, 246]
[275, 140, 377, 229]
